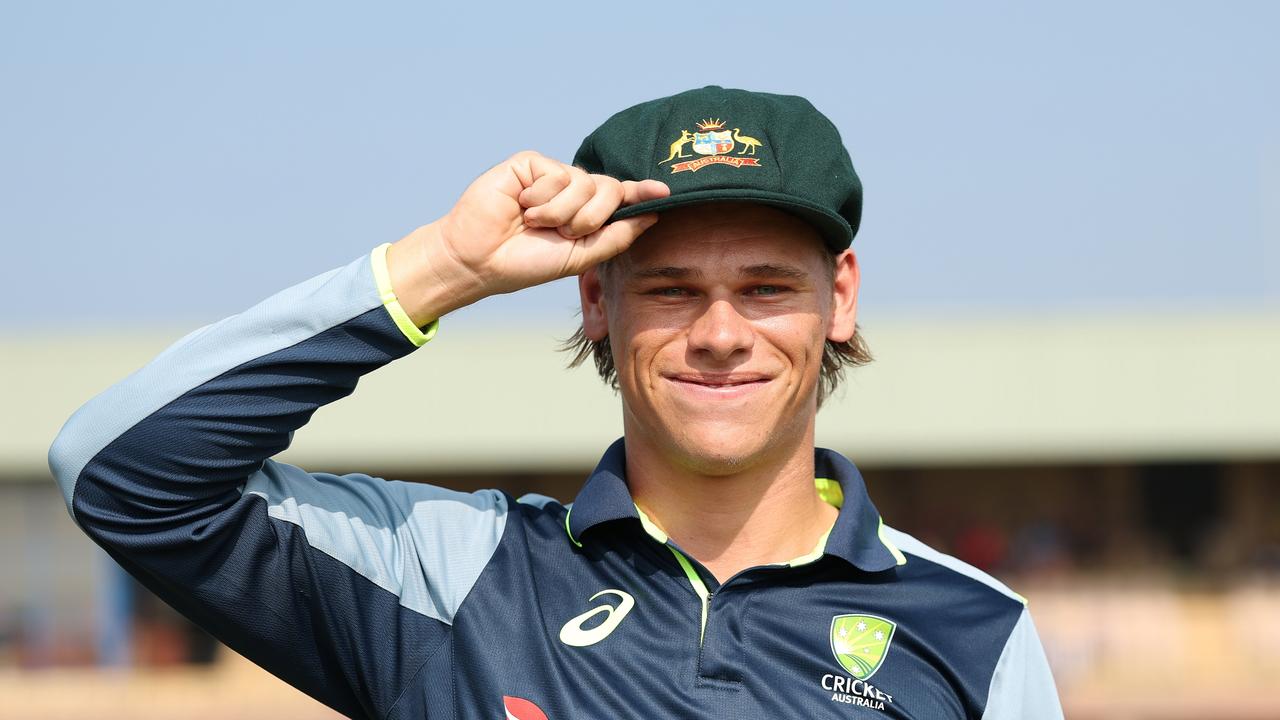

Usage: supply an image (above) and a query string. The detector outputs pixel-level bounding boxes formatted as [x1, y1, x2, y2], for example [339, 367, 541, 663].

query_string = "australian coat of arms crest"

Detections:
[658, 118, 764, 174]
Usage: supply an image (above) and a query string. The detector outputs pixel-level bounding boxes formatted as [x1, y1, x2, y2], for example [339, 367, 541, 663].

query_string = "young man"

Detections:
[50, 87, 1063, 719]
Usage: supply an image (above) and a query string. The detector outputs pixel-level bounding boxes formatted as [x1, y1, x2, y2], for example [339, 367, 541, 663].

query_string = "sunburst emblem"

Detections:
[830, 614, 897, 680]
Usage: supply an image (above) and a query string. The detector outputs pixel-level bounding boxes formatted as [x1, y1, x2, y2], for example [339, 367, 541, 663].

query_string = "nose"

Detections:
[687, 299, 754, 362]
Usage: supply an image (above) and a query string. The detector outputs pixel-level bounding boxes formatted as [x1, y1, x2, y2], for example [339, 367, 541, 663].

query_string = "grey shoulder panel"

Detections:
[981, 607, 1064, 719]
[515, 493, 562, 510]
[48, 255, 382, 508]
[246, 459, 510, 625]
[880, 525, 1026, 604]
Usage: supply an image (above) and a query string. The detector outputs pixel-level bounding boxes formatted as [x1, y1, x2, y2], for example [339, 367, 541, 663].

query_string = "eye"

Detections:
[647, 286, 690, 298]
[748, 285, 786, 297]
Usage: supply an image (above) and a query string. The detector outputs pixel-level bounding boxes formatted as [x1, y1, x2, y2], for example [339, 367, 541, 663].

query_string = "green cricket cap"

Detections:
[573, 85, 862, 250]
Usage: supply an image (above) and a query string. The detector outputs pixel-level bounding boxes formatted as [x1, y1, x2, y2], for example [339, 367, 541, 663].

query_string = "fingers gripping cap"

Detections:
[573, 86, 862, 251]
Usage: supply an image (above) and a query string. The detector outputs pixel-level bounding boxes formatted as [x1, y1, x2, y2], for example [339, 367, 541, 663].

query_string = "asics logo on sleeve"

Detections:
[558, 589, 635, 647]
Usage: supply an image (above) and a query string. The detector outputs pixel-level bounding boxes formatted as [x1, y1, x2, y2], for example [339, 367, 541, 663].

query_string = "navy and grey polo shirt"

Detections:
[49, 246, 1063, 719]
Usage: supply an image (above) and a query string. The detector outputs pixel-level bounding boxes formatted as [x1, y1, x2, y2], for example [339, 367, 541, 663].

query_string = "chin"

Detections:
[664, 421, 779, 476]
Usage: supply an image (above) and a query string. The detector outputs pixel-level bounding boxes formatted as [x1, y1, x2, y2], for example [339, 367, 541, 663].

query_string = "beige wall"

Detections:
[5, 311, 1277, 481]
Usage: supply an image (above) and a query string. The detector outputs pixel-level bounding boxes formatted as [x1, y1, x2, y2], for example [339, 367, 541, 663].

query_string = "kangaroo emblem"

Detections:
[659, 118, 766, 173]
[732, 128, 763, 156]
[659, 130, 695, 164]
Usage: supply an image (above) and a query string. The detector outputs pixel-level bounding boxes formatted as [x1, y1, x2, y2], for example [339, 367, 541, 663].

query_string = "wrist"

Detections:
[386, 221, 486, 326]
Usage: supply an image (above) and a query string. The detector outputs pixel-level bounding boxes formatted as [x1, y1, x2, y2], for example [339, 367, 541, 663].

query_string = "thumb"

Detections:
[568, 214, 659, 272]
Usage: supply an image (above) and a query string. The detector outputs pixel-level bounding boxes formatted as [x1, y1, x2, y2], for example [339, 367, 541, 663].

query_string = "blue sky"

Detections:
[2, 1, 1277, 331]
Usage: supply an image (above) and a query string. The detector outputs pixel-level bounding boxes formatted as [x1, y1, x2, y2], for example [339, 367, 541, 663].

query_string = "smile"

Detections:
[665, 374, 772, 399]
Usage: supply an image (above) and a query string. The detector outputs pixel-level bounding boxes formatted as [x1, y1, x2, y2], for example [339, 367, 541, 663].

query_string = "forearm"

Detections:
[49, 247, 423, 532]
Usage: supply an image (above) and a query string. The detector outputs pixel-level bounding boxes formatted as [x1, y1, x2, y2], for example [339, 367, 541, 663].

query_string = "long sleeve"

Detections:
[48, 246, 508, 720]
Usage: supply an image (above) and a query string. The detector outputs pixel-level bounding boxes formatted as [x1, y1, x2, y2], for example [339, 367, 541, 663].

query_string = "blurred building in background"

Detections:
[2, 312, 1277, 719]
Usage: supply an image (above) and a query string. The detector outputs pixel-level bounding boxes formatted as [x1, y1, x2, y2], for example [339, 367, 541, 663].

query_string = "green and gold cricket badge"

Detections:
[658, 118, 764, 174]
[830, 614, 896, 680]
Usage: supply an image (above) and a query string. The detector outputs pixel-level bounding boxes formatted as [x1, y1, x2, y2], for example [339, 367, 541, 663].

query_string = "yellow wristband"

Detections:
[370, 243, 439, 347]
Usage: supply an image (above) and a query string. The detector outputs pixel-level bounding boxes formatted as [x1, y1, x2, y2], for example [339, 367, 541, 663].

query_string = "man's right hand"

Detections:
[386, 151, 670, 327]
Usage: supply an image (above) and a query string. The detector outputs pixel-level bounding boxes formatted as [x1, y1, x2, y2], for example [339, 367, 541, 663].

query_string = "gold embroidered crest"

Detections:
[658, 118, 764, 174]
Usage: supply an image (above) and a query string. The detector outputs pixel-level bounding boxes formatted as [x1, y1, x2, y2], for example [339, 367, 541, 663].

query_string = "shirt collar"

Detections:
[566, 438, 904, 573]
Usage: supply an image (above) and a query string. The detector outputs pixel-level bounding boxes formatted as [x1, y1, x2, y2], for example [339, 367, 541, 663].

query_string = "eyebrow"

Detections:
[740, 263, 810, 280]
[627, 264, 810, 281]
[630, 266, 704, 280]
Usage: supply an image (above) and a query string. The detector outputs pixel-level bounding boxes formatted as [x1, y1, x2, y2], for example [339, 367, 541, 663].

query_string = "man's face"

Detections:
[579, 203, 860, 475]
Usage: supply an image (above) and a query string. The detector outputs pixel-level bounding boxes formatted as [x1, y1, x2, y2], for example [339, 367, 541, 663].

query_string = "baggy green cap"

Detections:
[573, 85, 862, 250]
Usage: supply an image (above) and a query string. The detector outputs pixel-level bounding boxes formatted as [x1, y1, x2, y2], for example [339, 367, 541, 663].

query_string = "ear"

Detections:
[827, 249, 860, 343]
[579, 265, 609, 341]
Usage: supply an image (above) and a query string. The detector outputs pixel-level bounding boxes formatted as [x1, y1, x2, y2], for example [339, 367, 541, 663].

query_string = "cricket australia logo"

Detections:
[831, 614, 895, 679]
[819, 614, 897, 711]
[658, 118, 764, 174]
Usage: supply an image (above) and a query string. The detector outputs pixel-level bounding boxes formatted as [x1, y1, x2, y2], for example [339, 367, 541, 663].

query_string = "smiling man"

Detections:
[50, 87, 1063, 719]
[570, 203, 860, 580]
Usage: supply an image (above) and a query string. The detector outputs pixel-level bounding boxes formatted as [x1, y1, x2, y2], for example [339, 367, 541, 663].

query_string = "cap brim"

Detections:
[609, 188, 853, 251]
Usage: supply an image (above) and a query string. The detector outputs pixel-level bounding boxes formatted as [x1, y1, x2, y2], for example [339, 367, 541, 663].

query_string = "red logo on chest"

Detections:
[503, 695, 550, 720]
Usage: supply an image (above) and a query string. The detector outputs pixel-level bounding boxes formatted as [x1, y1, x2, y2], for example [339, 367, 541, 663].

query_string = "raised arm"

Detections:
[47, 152, 667, 720]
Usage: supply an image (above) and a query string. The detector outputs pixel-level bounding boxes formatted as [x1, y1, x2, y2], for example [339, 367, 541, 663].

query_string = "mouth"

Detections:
[664, 373, 773, 398]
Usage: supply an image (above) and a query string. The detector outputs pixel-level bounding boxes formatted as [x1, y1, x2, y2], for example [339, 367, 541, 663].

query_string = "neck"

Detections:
[623, 426, 838, 584]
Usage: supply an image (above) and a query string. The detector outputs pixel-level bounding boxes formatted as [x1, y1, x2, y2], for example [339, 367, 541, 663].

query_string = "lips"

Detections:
[663, 373, 773, 401]
[666, 373, 771, 388]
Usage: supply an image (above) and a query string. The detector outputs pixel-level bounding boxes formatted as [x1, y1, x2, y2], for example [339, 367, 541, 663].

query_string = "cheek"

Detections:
[626, 327, 685, 386]
[608, 317, 665, 392]
[758, 313, 826, 366]
[610, 304, 685, 368]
